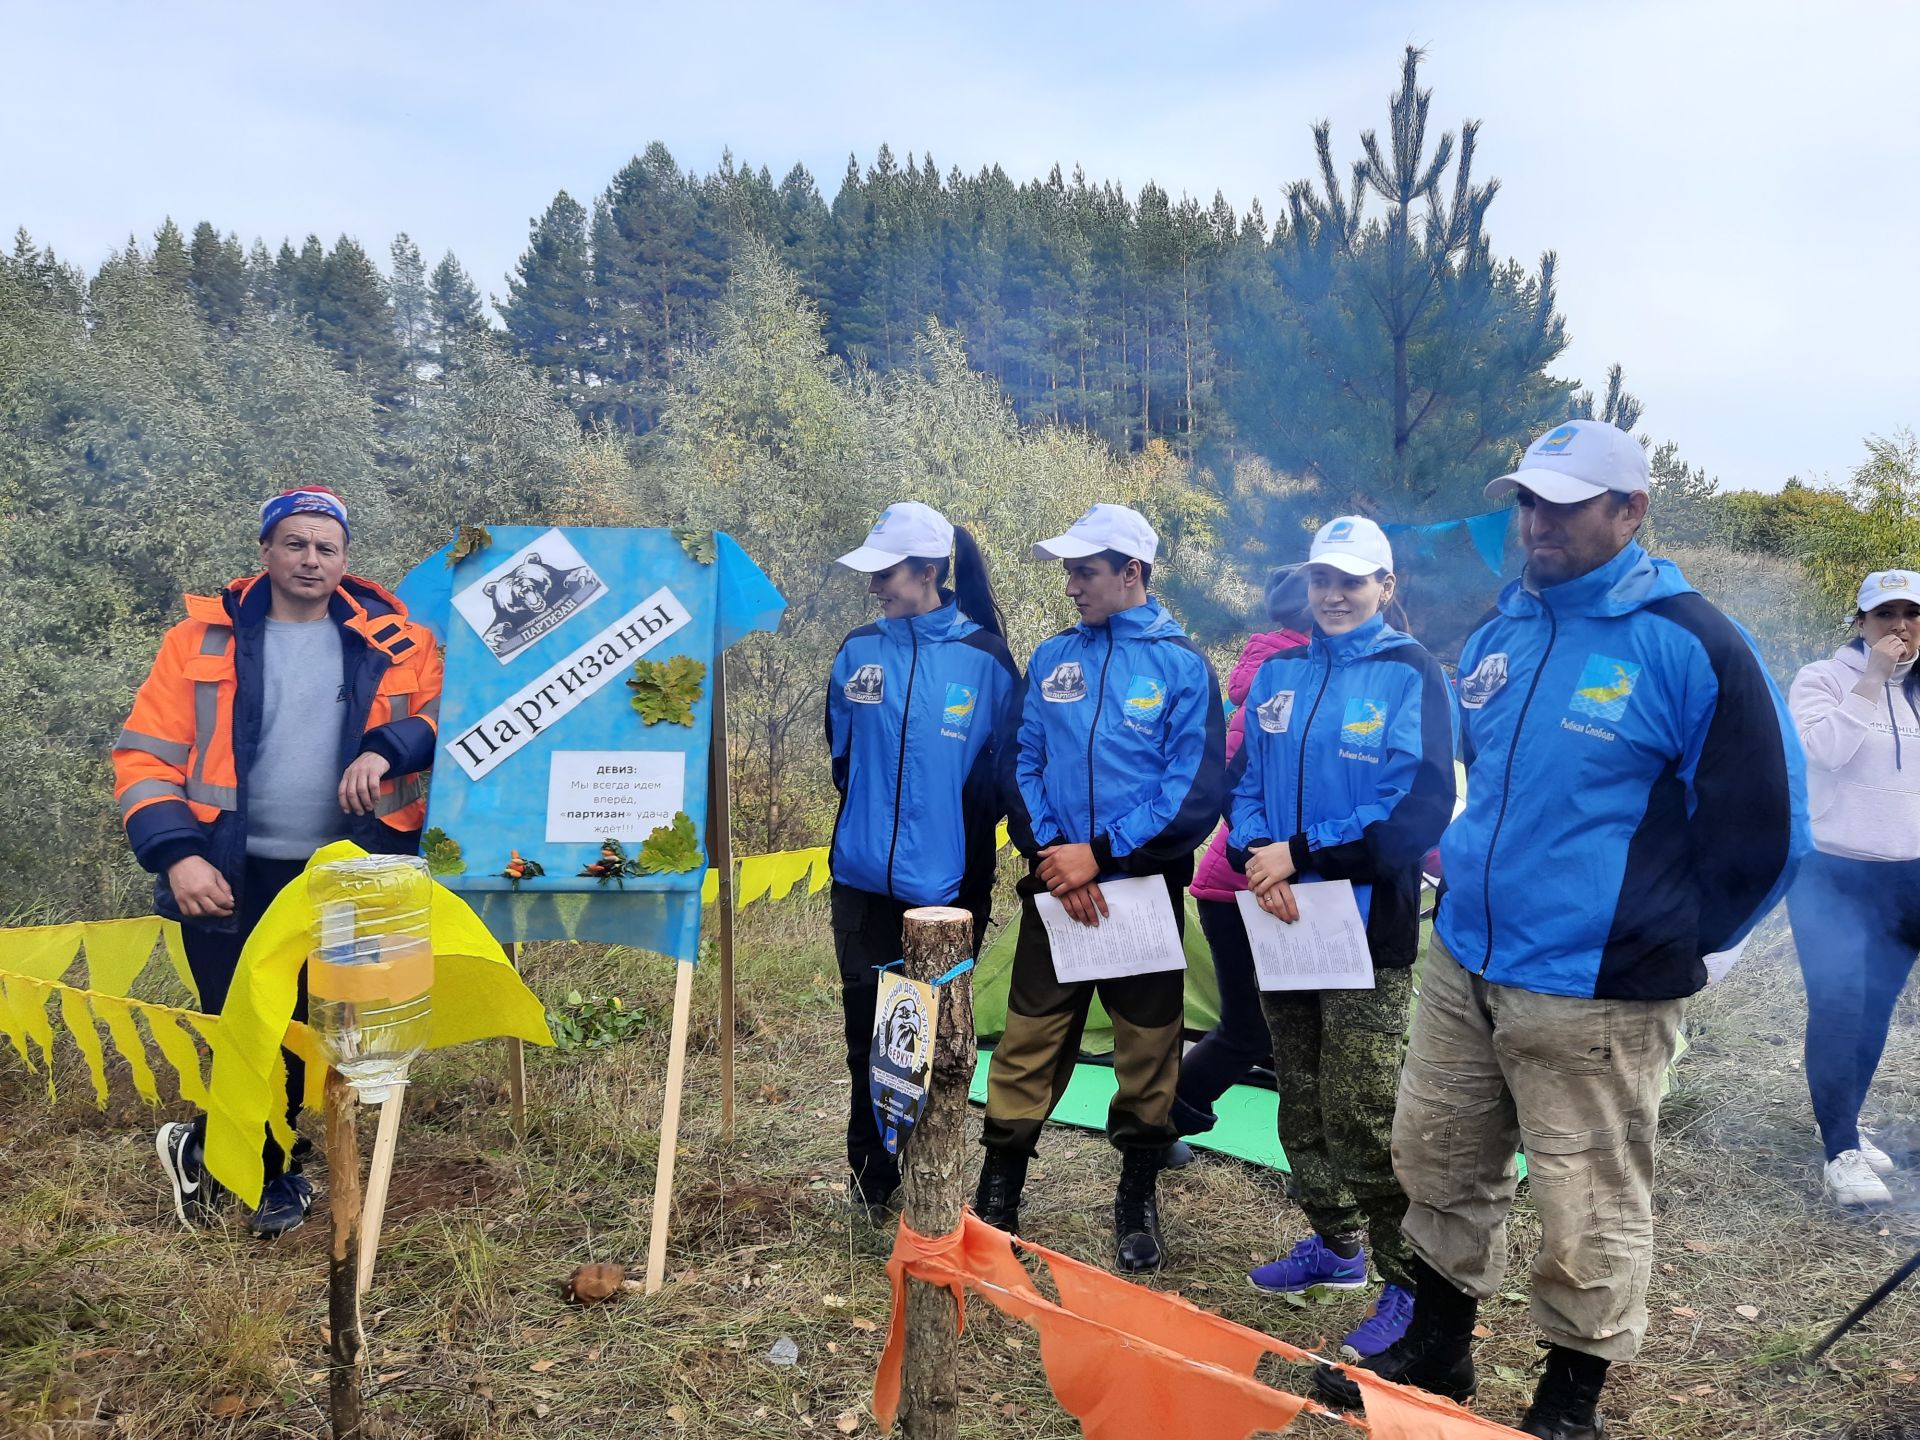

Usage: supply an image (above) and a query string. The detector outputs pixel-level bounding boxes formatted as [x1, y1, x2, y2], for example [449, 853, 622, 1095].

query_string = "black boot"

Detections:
[1519, 1346, 1609, 1439]
[1315, 1255, 1478, 1410]
[1114, 1147, 1165, 1274]
[973, 1149, 1028, 1235]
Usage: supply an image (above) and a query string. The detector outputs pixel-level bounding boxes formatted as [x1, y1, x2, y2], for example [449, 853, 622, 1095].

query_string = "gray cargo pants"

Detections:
[1393, 936, 1683, 1361]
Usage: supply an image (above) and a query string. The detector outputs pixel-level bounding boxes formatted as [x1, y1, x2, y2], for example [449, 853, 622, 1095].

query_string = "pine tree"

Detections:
[427, 250, 485, 347]
[150, 218, 190, 290]
[389, 233, 430, 367]
[187, 223, 247, 329]
[312, 236, 407, 406]
[501, 190, 593, 406]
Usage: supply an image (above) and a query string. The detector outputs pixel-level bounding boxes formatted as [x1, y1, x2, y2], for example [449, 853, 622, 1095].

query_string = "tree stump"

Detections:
[897, 906, 975, 1440]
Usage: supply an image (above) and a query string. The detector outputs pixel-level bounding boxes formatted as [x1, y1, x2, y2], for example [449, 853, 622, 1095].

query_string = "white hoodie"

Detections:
[1789, 641, 1920, 861]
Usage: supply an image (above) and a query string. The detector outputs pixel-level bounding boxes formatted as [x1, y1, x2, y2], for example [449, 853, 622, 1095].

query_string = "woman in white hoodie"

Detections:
[1787, 569, 1920, 1206]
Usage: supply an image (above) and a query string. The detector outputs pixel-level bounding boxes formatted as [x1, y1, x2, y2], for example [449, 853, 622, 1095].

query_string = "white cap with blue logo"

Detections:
[1485, 419, 1651, 504]
[1858, 570, 1920, 613]
[836, 501, 954, 573]
[1309, 515, 1393, 577]
[1032, 503, 1159, 564]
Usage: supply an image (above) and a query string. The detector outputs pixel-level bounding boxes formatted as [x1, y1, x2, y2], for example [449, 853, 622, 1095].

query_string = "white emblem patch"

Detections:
[1256, 690, 1296, 734]
[844, 664, 885, 704]
[1458, 652, 1510, 710]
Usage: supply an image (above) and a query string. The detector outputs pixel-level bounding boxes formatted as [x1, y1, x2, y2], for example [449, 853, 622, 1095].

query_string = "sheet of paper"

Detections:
[545, 750, 685, 843]
[1033, 875, 1187, 983]
[1236, 881, 1375, 991]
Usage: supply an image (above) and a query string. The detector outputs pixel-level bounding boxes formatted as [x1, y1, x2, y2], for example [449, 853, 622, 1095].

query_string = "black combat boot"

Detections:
[1518, 1346, 1610, 1439]
[1315, 1255, 1478, 1409]
[1113, 1146, 1165, 1274]
[972, 1149, 1028, 1235]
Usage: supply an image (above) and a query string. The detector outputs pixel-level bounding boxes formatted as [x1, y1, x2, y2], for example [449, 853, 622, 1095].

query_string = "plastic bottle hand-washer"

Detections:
[307, 855, 434, 1103]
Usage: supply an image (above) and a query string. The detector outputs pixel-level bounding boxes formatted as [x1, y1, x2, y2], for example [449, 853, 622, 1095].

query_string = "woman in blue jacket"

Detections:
[1229, 516, 1455, 1360]
[825, 501, 1020, 1217]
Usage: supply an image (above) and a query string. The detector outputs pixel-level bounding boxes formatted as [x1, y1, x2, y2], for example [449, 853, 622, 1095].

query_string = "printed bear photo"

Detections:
[479, 553, 605, 659]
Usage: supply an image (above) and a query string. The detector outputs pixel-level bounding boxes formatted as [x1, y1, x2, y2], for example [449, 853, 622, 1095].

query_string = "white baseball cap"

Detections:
[1308, 515, 1393, 577]
[1858, 570, 1920, 612]
[1032, 503, 1159, 564]
[1485, 420, 1650, 504]
[836, 501, 954, 573]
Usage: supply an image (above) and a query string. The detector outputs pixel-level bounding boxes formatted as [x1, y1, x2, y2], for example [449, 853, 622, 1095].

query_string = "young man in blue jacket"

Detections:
[976, 504, 1226, 1272]
[1317, 422, 1809, 1437]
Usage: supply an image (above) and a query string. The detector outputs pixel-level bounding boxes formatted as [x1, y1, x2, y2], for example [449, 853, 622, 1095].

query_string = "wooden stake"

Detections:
[323, 1067, 365, 1440]
[643, 957, 696, 1294]
[503, 942, 527, 1140]
[897, 906, 975, 1440]
[706, 656, 737, 1142]
[356, 1085, 406, 1297]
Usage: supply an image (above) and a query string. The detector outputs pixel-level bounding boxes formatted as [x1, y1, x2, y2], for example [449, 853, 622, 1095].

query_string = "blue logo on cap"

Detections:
[1328, 520, 1354, 542]
[1537, 424, 1580, 455]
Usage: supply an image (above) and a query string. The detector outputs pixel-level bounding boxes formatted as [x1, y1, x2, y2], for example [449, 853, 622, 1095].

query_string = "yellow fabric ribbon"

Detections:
[203, 840, 554, 1206]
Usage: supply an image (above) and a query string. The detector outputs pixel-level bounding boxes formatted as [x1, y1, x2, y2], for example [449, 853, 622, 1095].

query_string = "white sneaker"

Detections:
[1826, 1150, 1893, 1207]
[1858, 1133, 1897, 1177]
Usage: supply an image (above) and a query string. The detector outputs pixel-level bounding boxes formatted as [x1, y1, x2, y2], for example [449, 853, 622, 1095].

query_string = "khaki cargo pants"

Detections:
[1393, 937, 1683, 1361]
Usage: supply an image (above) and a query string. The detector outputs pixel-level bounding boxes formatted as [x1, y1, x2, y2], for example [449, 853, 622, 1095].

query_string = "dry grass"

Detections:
[3, 903, 1919, 1438]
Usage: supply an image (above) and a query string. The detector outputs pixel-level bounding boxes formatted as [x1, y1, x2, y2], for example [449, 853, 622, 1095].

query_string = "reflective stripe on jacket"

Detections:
[114, 572, 443, 922]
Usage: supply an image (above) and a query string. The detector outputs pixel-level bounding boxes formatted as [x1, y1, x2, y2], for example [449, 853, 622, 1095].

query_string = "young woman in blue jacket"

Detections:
[825, 501, 1020, 1217]
[1228, 516, 1455, 1360]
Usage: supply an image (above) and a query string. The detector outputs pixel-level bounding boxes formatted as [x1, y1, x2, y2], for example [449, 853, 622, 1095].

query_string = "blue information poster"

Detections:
[397, 527, 785, 956]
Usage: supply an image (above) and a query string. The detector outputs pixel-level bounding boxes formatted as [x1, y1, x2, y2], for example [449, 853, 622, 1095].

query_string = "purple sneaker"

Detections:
[1248, 1234, 1370, 1294]
[1341, 1282, 1415, 1359]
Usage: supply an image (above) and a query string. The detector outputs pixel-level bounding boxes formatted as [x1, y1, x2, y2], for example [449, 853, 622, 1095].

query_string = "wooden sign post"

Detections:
[896, 906, 975, 1440]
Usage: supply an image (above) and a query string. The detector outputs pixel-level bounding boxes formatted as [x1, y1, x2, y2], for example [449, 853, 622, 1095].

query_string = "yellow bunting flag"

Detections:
[735, 853, 776, 907]
[4, 975, 59, 1097]
[161, 922, 199, 1005]
[82, 917, 166, 998]
[147, 1008, 210, 1108]
[1, 923, 84, 983]
[90, 994, 162, 1105]
[56, 987, 110, 1108]
[764, 848, 818, 903]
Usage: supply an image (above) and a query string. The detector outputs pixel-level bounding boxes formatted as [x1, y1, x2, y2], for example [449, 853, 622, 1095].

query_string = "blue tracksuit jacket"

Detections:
[826, 600, 1020, 911]
[1437, 542, 1810, 1000]
[1226, 613, 1457, 968]
[1003, 597, 1226, 877]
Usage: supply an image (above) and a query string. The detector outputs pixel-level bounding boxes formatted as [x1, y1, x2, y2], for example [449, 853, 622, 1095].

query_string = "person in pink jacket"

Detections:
[1169, 568, 1311, 1139]
[1787, 568, 1920, 1207]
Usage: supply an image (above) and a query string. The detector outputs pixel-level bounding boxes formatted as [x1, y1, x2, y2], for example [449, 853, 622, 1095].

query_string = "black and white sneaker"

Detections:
[155, 1121, 227, 1228]
[249, 1173, 315, 1239]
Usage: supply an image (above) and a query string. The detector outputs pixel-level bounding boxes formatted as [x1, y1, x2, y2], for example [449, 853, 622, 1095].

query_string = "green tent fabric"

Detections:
[973, 894, 1222, 1054]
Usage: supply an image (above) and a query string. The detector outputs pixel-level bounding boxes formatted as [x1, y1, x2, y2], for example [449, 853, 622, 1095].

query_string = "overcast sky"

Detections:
[4, 0, 1913, 495]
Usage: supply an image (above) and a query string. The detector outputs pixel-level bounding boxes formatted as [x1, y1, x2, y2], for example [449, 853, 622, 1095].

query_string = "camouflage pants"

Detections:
[1261, 967, 1416, 1289]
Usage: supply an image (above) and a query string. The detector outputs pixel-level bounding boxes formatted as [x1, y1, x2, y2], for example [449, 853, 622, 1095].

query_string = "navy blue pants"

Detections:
[1170, 898, 1274, 1137]
[182, 854, 309, 1181]
[1787, 850, 1920, 1161]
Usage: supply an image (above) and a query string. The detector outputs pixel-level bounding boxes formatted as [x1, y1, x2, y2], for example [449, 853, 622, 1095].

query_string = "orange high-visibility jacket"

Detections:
[114, 572, 442, 919]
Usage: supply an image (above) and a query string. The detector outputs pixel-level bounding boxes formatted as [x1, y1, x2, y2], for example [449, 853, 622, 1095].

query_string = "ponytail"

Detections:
[943, 525, 1007, 641]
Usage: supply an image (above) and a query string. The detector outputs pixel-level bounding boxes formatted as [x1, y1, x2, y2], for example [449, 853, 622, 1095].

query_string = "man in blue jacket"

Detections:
[1318, 421, 1809, 1438]
[976, 504, 1226, 1273]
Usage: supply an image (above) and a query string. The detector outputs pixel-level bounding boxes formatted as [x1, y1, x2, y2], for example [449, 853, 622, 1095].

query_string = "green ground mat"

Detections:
[968, 1060, 1291, 1170]
[967, 1056, 1529, 1181]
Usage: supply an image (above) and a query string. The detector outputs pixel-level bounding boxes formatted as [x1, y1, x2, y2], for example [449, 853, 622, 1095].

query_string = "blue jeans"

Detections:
[1787, 850, 1920, 1161]
[1169, 898, 1274, 1136]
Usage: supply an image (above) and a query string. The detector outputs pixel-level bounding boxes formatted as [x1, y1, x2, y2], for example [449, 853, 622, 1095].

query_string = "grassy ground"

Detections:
[3, 902, 1919, 1439]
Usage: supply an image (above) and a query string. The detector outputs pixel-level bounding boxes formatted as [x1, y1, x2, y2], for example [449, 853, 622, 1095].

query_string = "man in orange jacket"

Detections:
[114, 487, 442, 1237]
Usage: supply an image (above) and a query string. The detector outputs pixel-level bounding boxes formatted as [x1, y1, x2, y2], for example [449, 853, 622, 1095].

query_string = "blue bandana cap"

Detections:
[259, 487, 350, 542]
